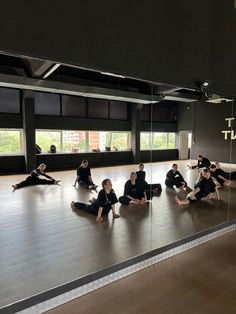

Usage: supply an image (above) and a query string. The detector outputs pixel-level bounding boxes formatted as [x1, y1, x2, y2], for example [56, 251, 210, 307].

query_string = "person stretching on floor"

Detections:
[165, 163, 189, 190]
[175, 169, 219, 205]
[187, 155, 211, 169]
[71, 179, 120, 223]
[73, 160, 98, 190]
[210, 165, 231, 187]
[215, 162, 236, 180]
[12, 163, 61, 192]
[119, 172, 147, 205]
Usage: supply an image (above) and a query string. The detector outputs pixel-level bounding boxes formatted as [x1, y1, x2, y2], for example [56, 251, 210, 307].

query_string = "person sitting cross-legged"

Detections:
[136, 163, 162, 199]
[73, 159, 98, 191]
[165, 163, 188, 190]
[119, 172, 147, 205]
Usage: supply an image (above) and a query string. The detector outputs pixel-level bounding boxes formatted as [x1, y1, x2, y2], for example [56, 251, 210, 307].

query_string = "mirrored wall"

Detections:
[0, 83, 235, 308]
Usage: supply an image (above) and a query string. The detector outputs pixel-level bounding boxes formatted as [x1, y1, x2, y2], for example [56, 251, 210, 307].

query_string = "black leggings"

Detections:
[73, 202, 99, 215]
[119, 194, 145, 205]
[79, 180, 96, 189]
[165, 178, 186, 188]
[141, 181, 162, 199]
[224, 171, 236, 180]
[16, 176, 55, 189]
[119, 196, 132, 205]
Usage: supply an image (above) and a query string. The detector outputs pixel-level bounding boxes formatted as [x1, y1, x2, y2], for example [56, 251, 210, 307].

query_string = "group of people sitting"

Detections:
[71, 161, 162, 222]
[11, 155, 236, 223]
[174, 155, 236, 205]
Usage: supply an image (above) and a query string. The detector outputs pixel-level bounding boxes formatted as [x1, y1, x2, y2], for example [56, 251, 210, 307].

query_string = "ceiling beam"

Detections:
[163, 91, 200, 102]
[23, 58, 60, 78]
[0, 73, 162, 104]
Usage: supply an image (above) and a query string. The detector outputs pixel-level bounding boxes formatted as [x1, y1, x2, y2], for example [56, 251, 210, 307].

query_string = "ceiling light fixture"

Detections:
[42, 64, 61, 79]
[100, 71, 125, 79]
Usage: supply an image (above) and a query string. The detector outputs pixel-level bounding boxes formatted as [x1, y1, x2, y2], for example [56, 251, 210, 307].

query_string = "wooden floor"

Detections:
[0, 160, 236, 308]
[47, 229, 236, 314]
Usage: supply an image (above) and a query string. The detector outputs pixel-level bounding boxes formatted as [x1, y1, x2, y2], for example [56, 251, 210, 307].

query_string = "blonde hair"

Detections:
[37, 163, 46, 169]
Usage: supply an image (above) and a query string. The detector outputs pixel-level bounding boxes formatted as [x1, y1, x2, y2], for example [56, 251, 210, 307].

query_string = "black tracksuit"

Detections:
[191, 157, 211, 169]
[215, 168, 236, 181]
[15, 169, 55, 189]
[119, 179, 145, 205]
[165, 170, 186, 188]
[74, 189, 118, 216]
[136, 170, 162, 199]
[77, 166, 95, 188]
[189, 177, 216, 201]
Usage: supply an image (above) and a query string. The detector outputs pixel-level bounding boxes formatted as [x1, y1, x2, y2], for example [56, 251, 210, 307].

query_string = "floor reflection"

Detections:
[0, 160, 235, 307]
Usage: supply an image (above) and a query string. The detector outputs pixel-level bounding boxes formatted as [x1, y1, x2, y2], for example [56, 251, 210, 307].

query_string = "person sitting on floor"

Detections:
[175, 169, 219, 205]
[165, 163, 188, 190]
[71, 179, 120, 223]
[73, 160, 98, 190]
[12, 163, 61, 192]
[210, 165, 231, 187]
[215, 162, 236, 180]
[187, 155, 211, 169]
[119, 172, 147, 205]
[136, 163, 162, 198]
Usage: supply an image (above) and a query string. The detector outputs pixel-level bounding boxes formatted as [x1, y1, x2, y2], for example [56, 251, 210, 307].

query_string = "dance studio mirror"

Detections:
[148, 84, 234, 250]
[1, 79, 235, 309]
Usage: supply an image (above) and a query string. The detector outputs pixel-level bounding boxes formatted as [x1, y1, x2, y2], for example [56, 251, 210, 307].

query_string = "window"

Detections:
[140, 132, 151, 150]
[140, 132, 176, 150]
[188, 132, 192, 149]
[62, 131, 86, 153]
[89, 131, 108, 151]
[111, 132, 130, 151]
[36, 130, 131, 153]
[168, 133, 176, 148]
[153, 133, 168, 149]
[0, 129, 22, 154]
[89, 131, 130, 151]
[36, 130, 61, 152]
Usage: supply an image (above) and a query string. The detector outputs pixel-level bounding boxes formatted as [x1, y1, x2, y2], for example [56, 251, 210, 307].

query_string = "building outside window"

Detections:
[62, 131, 86, 152]
[89, 131, 130, 151]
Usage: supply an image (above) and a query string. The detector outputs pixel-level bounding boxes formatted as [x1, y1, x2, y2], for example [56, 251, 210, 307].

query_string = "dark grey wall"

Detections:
[1, 1, 236, 95]
[0, 155, 25, 173]
[178, 101, 236, 163]
[141, 149, 178, 163]
[36, 152, 133, 171]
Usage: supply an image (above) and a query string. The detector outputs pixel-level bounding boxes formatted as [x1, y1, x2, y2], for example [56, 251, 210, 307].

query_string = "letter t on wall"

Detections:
[225, 118, 235, 127]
